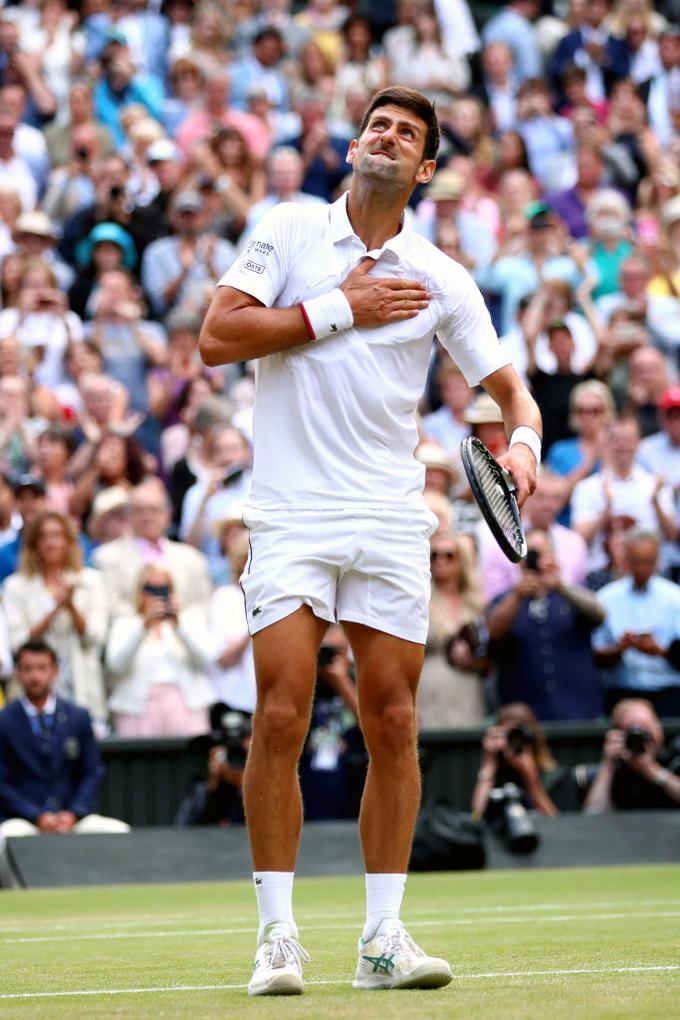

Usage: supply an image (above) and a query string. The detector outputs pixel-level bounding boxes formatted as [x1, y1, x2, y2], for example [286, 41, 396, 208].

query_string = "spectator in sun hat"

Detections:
[463, 392, 508, 459]
[70, 221, 138, 321]
[76, 221, 137, 274]
[415, 168, 497, 271]
[415, 442, 459, 499]
[87, 485, 131, 548]
[11, 211, 73, 291]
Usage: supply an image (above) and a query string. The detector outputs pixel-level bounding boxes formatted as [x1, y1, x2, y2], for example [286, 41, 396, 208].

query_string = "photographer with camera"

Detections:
[584, 698, 680, 812]
[486, 528, 605, 721]
[472, 703, 558, 853]
[175, 702, 252, 827]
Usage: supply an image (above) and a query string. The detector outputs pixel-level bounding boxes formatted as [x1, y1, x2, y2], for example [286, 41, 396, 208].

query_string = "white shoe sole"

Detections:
[248, 972, 304, 996]
[353, 961, 453, 991]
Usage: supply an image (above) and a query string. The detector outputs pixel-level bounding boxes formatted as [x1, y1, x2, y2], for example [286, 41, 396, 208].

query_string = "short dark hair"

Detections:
[15, 638, 58, 667]
[358, 86, 440, 162]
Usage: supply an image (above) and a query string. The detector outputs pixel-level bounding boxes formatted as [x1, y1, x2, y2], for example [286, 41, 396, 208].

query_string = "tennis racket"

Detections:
[460, 436, 527, 563]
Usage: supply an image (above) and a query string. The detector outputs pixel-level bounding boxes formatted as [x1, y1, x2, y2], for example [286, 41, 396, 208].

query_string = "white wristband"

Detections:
[509, 426, 542, 465]
[300, 288, 353, 342]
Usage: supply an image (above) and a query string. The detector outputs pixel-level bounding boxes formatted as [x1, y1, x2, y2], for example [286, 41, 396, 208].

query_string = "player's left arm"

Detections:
[481, 364, 542, 506]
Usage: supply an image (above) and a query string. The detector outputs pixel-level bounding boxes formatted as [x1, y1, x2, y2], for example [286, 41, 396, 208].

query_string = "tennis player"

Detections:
[199, 86, 541, 996]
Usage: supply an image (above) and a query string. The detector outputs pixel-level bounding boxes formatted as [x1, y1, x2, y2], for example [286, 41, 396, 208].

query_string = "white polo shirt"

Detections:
[219, 192, 509, 515]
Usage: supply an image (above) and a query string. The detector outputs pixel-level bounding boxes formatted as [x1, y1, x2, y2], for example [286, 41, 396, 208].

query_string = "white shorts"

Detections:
[241, 508, 438, 644]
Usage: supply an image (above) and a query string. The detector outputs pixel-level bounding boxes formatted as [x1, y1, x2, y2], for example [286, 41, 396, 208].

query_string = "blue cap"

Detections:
[76, 221, 137, 269]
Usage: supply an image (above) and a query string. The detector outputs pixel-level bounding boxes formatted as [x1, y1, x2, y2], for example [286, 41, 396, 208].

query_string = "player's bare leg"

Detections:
[243, 606, 327, 996]
[344, 621, 452, 990]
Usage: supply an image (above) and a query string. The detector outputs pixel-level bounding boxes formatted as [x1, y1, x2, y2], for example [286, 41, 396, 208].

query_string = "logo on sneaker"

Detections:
[255, 877, 263, 885]
[362, 953, 395, 975]
[330, 323, 338, 332]
[252, 606, 262, 617]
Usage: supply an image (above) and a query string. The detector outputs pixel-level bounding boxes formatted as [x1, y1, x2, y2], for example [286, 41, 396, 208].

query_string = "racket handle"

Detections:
[502, 469, 516, 492]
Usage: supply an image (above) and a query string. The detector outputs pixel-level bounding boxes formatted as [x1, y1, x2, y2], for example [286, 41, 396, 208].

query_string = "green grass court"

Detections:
[1, 864, 679, 1019]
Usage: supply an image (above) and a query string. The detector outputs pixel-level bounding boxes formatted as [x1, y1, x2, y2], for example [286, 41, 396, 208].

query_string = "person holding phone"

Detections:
[486, 528, 605, 720]
[105, 563, 214, 736]
[592, 528, 680, 717]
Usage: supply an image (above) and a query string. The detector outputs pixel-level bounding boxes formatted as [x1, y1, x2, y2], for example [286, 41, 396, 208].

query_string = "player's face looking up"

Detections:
[347, 105, 436, 192]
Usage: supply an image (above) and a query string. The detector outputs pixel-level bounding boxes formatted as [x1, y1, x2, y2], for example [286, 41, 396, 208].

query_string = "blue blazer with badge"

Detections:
[0, 698, 103, 822]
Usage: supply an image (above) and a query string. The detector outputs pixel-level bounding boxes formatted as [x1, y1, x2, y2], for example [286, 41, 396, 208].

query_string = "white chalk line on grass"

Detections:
[2, 897, 679, 936]
[1, 964, 678, 1000]
[5, 909, 680, 944]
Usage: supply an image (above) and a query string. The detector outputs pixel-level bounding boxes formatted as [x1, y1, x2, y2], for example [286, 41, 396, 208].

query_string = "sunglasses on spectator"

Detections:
[430, 550, 457, 561]
[574, 405, 604, 415]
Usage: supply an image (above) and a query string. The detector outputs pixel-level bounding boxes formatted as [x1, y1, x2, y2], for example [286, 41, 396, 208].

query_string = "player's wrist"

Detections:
[299, 288, 353, 343]
[509, 426, 541, 466]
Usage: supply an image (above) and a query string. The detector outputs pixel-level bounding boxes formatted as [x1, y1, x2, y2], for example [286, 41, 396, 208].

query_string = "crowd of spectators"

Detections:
[0, 0, 676, 777]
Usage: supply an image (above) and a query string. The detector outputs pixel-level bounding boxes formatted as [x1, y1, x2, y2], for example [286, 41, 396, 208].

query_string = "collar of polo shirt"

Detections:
[329, 192, 410, 263]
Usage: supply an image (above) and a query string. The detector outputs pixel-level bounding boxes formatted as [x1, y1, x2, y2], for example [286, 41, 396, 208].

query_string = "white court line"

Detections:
[6, 909, 680, 944]
[1, 965, 678, 1000]
[2, 898, 679, 935]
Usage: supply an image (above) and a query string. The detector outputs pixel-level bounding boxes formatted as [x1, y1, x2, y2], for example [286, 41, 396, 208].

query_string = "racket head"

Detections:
[460, 436, 527, 563]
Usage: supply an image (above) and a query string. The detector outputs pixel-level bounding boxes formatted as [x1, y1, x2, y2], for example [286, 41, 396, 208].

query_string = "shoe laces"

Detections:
[375, 921, 424, 959]
[263, 935, 311, 970]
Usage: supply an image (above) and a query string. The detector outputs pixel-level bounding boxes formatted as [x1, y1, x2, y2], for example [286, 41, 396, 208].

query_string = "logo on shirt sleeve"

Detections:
[248, 240, 274, 257]
[242, 260, 265, 275]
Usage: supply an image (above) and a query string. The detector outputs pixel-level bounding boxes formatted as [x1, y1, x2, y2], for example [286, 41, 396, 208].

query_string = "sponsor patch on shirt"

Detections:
[247, 240, 274, 257]
[242, 259, 265, 275]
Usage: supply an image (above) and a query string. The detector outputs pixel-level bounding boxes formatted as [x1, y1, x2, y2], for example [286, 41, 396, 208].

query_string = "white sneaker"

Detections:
[247, 925, 310, 996]
[353, 919, 452, 990]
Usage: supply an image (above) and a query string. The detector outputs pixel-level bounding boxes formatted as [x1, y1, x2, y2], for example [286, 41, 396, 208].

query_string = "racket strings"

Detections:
[474, 452, 523, 543]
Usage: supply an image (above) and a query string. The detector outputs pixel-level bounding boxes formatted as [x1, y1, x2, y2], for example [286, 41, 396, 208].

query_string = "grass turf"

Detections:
[0, 864, 679, 1019]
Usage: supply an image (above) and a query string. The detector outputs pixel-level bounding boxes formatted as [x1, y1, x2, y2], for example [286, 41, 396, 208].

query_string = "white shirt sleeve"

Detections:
[217, 203, 294, 307]
[435, 262, 510, 387]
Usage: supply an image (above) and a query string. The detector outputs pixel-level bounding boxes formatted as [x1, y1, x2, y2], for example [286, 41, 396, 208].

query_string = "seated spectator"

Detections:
[3, 512, 108, 731]
[414, 168, 497, 273]
[141, 189, 236, 320]
[69, 430, 147, 524]
[481, 0, 542, 85]
[11, 211, 74, 292]
[583, 698, 680, 811]
[607, 78, 658, 194]
[618, 346, 669, 439]
[164, 391, 232, 515]
[592, 528, 680, 717]
[87, 486, 131, 549]
[228, 27, 290, 115]
[583, 188, 634, 300]
[279, 91, 351, 203]
[471, 703, 559, 821]
[386, 5, 470, 105]
[0, 375, 39, 477]
[190, 126, 267, 243]
[106, 564, 214, 736]
[421, 359, 472, 457]
[571, 417, 676, 573]
[585, 518, 629, 591]
[208, 530, 255, 713]
[476, 201, 582, 336]
[0, 258, 84, 389]
[470, 42, 519, 134]
[70, 222, 138, 320]
[0, 97, 37, 213]
[0, 473, 48, 583]
[176, 70, 270, 164]
[242, 146, 326, 236]
[515, 78, 575, 192]
[148, 311, 219, 436]
[486, 527, 605, 721]
[638, 385, 680, 581]
[546, 380, 615, 520]
[92, 30, 163, 150]
[0, 639, 129, 887]
[43, 80, 115, 170]
[418, 530, 487, 731]
[35, 424, 74, 515]
[163, 57, 204, 138]
[644, 26, 680, 150]
[547, 145, 606, 241]
[482, 470, 589, 603]
[549, 0, 630, 105]
[93, 476, 211, 617]
[180, 424, 252, 581]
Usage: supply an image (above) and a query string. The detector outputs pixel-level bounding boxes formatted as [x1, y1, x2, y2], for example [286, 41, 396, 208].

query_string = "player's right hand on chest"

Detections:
[340, 257, 431, 328]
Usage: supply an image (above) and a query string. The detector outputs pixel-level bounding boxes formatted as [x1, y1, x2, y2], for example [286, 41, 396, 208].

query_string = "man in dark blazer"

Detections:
[549, 0, 630, 103]
[0, 639, 128, 884]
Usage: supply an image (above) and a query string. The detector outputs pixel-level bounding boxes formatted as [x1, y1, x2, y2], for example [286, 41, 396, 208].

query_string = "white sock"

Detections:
[362, 873, 407, 941]
[253, 871, 297, 944]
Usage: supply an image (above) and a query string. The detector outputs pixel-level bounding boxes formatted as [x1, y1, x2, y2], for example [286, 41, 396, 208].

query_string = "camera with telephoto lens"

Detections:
[188, 702, 251, 768]
[624, 726, 652, 757]
[486, 782, 540, 854]
[505, 724, 536, 756]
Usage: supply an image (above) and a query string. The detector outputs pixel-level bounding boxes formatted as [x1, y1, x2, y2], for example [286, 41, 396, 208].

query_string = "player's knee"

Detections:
[255, 694, 309, 754]
[363, 698, 417, 756]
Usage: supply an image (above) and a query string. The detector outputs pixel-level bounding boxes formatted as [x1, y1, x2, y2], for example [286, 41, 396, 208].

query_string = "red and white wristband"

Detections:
[509, 426, 542, 465]
[299, 288, 353, 343]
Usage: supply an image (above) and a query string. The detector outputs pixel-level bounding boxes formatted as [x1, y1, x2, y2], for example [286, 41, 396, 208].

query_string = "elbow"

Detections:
[198, 326, 235, 367]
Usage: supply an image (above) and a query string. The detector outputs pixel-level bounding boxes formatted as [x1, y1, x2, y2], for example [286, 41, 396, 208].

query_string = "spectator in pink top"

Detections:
[176, 71, 271, 163]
